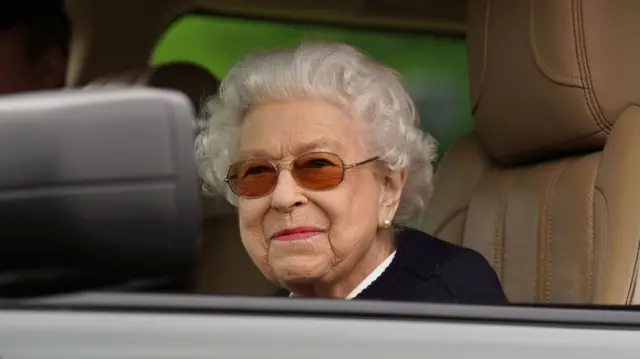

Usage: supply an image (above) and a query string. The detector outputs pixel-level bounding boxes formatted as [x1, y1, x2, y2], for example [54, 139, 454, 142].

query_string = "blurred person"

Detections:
[196, 42, 507, 304]
[0, 1, 70, 94]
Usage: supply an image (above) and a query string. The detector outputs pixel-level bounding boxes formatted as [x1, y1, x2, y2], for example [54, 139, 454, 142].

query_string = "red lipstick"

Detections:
[271, 227, 325, 241]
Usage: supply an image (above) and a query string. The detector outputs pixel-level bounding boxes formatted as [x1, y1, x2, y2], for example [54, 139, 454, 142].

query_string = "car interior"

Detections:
[415, 0, 640, 305]
[8, 0, 640, 306]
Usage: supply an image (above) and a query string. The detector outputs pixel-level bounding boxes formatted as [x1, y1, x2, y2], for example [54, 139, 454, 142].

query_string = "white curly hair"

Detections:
[195, 41, 437, 224]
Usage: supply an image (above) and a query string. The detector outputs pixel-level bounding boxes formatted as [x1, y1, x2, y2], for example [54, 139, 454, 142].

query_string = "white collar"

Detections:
[289, 250, 396, 299]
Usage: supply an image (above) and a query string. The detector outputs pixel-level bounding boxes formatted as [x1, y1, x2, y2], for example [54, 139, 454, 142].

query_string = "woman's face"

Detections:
[235, 100, 403, 296]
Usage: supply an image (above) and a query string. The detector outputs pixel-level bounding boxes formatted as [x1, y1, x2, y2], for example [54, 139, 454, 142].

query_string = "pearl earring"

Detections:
[382, 219, 392, 229]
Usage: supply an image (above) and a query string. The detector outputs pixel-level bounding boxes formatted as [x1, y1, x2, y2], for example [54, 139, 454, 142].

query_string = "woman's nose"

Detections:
[270, 170, 306, 212]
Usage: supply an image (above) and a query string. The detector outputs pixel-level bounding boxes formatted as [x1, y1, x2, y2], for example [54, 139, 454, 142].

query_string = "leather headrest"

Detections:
[468, 0, 640, 164]
[87, 62, 232, 218]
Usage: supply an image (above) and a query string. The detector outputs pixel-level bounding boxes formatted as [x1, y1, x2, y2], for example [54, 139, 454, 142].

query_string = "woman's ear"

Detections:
[378, 168, 408, 223]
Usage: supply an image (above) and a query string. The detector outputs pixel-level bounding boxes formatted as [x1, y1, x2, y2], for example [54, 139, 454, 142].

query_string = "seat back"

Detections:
[88, 62, 278, 296]
[414, 0, 640, 304]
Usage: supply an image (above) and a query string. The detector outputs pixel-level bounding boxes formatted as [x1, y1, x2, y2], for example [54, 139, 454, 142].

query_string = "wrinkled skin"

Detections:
[236, 100, 407, 298]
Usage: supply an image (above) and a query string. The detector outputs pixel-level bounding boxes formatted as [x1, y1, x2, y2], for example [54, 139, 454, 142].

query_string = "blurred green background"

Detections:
[152, 14, 473, 157]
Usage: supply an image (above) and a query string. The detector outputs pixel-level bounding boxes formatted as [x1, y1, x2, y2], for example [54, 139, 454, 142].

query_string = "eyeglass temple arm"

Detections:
[344, 156, 379, 169]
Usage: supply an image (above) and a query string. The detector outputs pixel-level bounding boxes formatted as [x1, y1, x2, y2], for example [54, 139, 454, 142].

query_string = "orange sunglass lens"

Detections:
[292, 153, 344, 190]
[229, 160, 278, 197]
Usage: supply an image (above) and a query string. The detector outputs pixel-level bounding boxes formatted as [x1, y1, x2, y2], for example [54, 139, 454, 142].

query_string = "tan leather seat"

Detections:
[413, 0, 640, 305]
[88, 62, 278, 296]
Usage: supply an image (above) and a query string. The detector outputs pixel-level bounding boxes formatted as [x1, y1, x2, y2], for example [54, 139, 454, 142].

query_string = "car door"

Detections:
[2, 293, 640, 359]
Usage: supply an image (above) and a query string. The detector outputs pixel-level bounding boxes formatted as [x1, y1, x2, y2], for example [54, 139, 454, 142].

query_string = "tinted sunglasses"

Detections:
[225, 151, 379, 198]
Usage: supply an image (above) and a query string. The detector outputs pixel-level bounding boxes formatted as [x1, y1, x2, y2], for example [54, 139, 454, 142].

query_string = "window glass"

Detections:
[152, 14, 472, 156]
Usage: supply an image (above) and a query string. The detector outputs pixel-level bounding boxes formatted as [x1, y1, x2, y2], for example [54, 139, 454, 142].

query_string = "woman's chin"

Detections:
[270, 258, 328, 285]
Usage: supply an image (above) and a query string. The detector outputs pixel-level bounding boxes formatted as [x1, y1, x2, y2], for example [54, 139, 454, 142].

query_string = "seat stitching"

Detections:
[625, 231, 640, 304]
[538, 162, 566, 303]
[529, 0, 581, 82]
[494, 173, 515, 282]
[591, 187, 607, 302]
[583, 159, 597, 302]
[572, 0, 611, 132]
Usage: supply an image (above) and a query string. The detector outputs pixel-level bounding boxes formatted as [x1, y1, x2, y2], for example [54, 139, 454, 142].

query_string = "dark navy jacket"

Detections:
[276, 227, 508, 305]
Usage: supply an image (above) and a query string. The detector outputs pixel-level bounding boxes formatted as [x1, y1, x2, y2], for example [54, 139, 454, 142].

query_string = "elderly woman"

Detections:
[196, 42, 507, 304]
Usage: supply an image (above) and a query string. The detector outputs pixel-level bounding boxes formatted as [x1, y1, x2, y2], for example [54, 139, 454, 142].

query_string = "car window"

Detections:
[151, 13, 471, 158]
